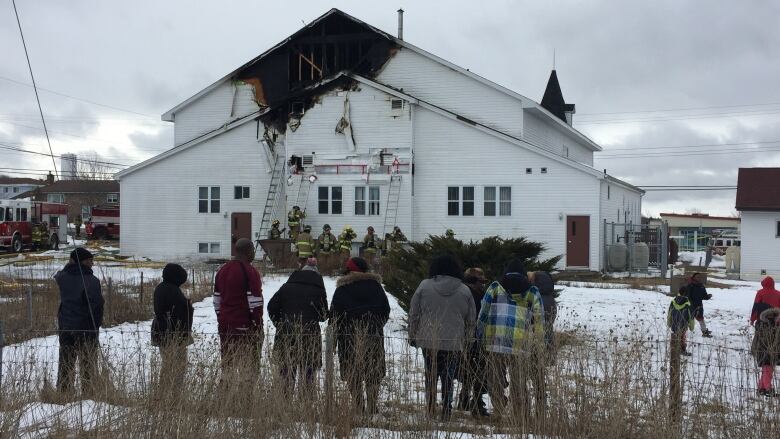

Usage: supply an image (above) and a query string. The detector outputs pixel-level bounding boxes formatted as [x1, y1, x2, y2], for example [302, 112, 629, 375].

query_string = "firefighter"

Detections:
[287, 206, 306, 241]
[362, 226, 379, 258]
[445, 229, 456, 239]
[31, 223, 46, 250]
[296, 225, 315, 263]
[392, 226, 407, 242]
[268, 219, 285, 240]
[318, 224, 337, 255]
[338, 226, 356, 258]
[74, 215, 83, 238]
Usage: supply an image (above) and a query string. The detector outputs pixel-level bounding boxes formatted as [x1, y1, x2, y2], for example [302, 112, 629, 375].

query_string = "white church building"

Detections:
[116, 9, 643, 270]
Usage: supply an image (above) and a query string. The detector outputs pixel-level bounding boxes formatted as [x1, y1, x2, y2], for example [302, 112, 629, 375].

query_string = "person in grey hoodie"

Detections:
[55, 247, 104, 394]
[409, 255, 476, 420]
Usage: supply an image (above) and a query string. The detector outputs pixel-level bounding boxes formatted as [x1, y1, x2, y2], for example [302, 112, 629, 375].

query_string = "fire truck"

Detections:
[0, 199, 68, 252]
[85, 205, 120, 240]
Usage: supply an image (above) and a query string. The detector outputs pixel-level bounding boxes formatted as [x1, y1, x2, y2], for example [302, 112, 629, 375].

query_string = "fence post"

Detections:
[107, 277, 113, 322]
[0, 320, 4, 392]
[139, 271, 144, 304]
[324, 324, 335, 423]
[669, 333, 682, 424]
[27, 286, 33, 329]
[191, 268, 196, 294]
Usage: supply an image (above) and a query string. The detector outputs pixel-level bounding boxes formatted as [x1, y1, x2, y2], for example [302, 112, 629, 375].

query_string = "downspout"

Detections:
[409, 103, 415, 241]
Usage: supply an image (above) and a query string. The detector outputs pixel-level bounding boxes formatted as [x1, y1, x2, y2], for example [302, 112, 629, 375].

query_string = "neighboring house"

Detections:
[15, 179, 119, 222]
[116, 8, 643, 267]
[659, 212, 740, 251]
[0, 176, 47, 200]
[736, 168, 780, 281]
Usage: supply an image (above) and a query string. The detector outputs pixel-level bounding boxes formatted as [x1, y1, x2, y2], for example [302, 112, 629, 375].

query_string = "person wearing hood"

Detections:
[476, 258, 544, 421]
[457, 267, 490, 417]
[750, 277, 780, 396]
[151, 263, 194, 394]
[330, 257, 390, 415]
[55, 247, 104, 394]
[267, 264, 328, 393]
[687, 273, 713, 337]
[751, 277, 780, 325]
[667, 286, 695, 357]
[408, 255, 476, 420]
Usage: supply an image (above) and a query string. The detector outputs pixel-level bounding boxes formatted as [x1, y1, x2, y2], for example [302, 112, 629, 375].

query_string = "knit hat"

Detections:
[504, 258, 527, 276]
[346, 257, 369, 273]
[70, 247, 94, 262]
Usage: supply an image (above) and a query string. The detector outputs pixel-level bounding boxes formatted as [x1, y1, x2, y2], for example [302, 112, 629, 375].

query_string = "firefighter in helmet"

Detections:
[296, 224, 315, 262]
[268, 219, 285, 240]
[287, 206, 306, 240]
[74, 215, 83, 238]
[392, 226, 407, 242]
[31, 222, 48, 250]
[318, 224, 337, 255]
[445, 229, 456, 239]
[338, 226, 356, 258]
[362, 226, 379, 258]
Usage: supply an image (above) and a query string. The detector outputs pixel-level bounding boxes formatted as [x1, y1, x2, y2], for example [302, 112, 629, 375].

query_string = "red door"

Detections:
[231, 212, 252, 257]
[566, 216, 590, 268]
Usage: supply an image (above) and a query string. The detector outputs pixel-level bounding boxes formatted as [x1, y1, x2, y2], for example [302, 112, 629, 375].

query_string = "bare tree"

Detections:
[77, 152, 113, 180]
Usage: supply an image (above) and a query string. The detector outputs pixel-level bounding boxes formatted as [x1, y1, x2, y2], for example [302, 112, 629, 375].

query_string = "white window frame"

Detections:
[198, 186, 220, 213]
[499, 186, 511, 216]
[107, 193, 119, 203]
[447, 187, 460, 216]
[47, 193, 65, 203]
[234, 186, 250, 200]
[354, 187, 366, 215]
[368, 186, 381, 216]
[776, 220, 780, 238]
[318, 186, 342, 215]
[448, 186, 474, 216]
[484, 187, 496, 217]
[198, 242, 221, 254]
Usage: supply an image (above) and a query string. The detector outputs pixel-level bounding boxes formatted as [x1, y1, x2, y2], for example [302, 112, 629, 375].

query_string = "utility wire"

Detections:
[12, 0, 58, 180]
[596, 146, 780, 159]
[598, 139, 780, 153]
[0, 143, 128, 167]
[578, 100, 780, 117]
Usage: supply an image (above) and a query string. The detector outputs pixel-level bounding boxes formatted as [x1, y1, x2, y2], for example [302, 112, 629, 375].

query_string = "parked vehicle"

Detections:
[0, 199, 68, 252]
[709, 233, 741, 256]
[85, 205, 120, 240]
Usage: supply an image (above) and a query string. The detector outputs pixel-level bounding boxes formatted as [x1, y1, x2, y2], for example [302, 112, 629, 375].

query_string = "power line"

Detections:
[0, 143, 128, 168]
[577, 109, 780, 125]
[578, 101, 780, 117]
[12, 0, 58, 180]
[595, 146, 780, 159]
[641, 188, 737, 191]
[598, 139, 780, 153]
[0, 75, 159, 119]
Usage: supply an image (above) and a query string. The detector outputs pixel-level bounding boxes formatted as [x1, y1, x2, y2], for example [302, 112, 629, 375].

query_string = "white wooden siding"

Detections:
[120, 122, 272, 260]
[411, 106, 601, 270]
[173, 81, 260, 146]
[523, 110, 593, 165]
[377, 48, 524, 139]
[740, 211, 780, 280]
[598, 181, 643, 269]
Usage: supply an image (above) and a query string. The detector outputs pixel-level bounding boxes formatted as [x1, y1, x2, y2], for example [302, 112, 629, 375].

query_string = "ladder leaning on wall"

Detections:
[382, 174, 402, 236]
[258, 155, 285, 242]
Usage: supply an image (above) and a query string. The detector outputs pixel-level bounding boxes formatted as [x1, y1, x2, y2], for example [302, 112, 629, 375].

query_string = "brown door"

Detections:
[566, 216, 590, 268]
[231, 212, 252, 257]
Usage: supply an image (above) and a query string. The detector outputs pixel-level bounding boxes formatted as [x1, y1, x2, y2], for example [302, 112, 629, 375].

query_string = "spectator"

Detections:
[457, 267, 490, 418]
[214, 238, 264, 376]
[151, 263, 194, 395]
[529, 271, 557, 362]
[752, 306, 780, 397]
[667, 286, 695, 356]
[55, 248, 104, 394]
[687, 273, 713, 337]
[267, 263, 328, 393]
[330, 257, 390, 415]
[750, 277, 780, 325]
[476, 259, 545, 421]
[409, 255, 475, 421]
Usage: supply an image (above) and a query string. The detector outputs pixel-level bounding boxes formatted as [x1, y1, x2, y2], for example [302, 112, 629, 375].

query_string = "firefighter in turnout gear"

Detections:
[296, 225, 315, 262]
[445, 229, 456, 239]
[338, 226, 356, 259]
[318, 224, 337, 255]
[74, 215, 83, 238]
[287, 206, 306, 240]
[31, 222, 48, 250]
[268, 219, 285, 240]
[362, 226, 379, 258]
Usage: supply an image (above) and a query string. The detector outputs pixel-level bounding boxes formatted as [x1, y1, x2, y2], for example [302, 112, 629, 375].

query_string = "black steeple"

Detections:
[541, 70, 575, 124]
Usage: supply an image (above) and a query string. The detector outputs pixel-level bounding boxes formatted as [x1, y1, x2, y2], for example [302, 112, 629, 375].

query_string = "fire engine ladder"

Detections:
[382, 174, 402, 236]
[258, 155, 284, 240]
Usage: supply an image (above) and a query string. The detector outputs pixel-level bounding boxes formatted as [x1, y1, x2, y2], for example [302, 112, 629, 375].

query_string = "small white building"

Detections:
[736, 168, 780, 280]
[116, 9, 643, 269]
[0, 176, 46, 200]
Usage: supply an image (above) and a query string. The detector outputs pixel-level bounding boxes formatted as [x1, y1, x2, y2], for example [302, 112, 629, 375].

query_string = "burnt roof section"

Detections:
[0, 175, 45, 185]
[736, 168, 780, 211]
[540, 70, 575, 123]
[234, 9, 398, 110]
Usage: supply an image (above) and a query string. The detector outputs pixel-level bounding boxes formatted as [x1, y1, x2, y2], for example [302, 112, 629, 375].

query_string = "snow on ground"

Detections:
[678, 251, 725, 268]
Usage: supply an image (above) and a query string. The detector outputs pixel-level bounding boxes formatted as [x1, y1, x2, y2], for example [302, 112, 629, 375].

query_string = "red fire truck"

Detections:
[0, 199, 69, 252]
[85, 205, 120, 240]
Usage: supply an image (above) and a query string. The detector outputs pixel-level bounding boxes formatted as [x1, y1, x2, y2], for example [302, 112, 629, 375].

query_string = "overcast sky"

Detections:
[2, 1, 778, 216]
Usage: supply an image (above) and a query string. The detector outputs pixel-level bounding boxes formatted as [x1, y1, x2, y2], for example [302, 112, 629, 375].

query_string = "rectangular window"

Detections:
[462, 186, 474, 216]
[234, 186, 250, 199]
[526, 168, 532, 174]
[318, 186, 342, 214]
[541, 167, 548, 174]
[354, 187, 366, 215]
[198, 243, 209, 254]
[369, 186, 380, 216]
[210, 243, 221, 254]
[49, 216, 60, 227]
[499, 186, 511, 216]
[198, 186, 220, 213]
[107, 193, 119, 203]
[81, 205, 91, 221]
[776, 221, 780, 238]
[3, 187, 7, 193]
[607, 186, 611, 200]
[390, 99, 403, 110]
[3, 207, 11, 221]
[47, 193, 65, 203]
[448, 187, 459, 216]
[484, 187, 496, 216]
[13, 187, 18, 193]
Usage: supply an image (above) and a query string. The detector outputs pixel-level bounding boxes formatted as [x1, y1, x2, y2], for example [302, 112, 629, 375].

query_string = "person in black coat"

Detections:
[55, 248, 104, 394]
[457, 267, 490, 417]
[152, 263, 194, 394]
[530, 271, 557, 361]
[329, 257, 390, 414]
[687, 273, 713, 337]
[267, 267, 329, 392]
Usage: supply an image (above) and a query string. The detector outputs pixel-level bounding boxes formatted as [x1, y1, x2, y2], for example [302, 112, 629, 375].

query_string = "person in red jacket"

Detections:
[214, 238, 264, 375]
[751, 277, 780, 325]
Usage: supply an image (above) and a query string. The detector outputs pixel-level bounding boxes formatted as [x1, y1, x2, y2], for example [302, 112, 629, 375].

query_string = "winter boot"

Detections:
[681, 350, 692, 357]
[471, 394, 491, 418]
[702, 330, 713, 338]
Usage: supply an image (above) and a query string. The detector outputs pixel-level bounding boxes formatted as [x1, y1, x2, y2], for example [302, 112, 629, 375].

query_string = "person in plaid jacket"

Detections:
[476, 259, 545, 420]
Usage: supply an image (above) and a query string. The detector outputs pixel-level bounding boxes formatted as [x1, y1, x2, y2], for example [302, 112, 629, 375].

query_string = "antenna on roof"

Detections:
[553, 48, 556, 70]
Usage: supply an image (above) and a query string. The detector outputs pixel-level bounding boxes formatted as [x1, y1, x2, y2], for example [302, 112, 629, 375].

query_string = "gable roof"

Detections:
[0, 176, 45, 185]
[736, 168, 780, 211]
[24, 179, 119, 194]
[540, 70, 575, 123]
